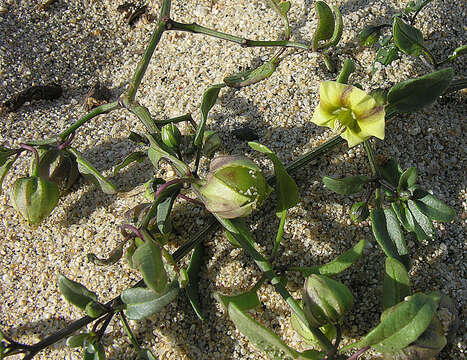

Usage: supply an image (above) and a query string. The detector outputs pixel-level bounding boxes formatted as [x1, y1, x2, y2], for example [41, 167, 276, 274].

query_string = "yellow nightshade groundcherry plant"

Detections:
[311, 81, 385, 147]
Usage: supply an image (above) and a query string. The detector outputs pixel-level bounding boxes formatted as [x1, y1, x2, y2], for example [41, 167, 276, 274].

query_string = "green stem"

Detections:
[119, 312, 141, 351]
[271, 210, 287, 259]
[58, 101, 119, 141]
[154, 113, 194, 126]
[363, 140, 378, 178]
[420, 45, 438, 67]
[120, 96, 160, 136]
[167, 20, 310, 50]
[216, 217, 335, 355]
[126, 0, 171, 100]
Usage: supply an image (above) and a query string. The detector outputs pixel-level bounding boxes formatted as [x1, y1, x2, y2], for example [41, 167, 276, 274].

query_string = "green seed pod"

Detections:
[303, 274, 354, 327]
[161, 123, 182, 150]
[11, 176, 60, 225]
[199, 155, 272, 219]
[350, 202, 369, 223]
[36, 149, 79, 192]
[202, 130, 222, 157]
[84, 301, 107, 318]
[66, 333, 89, 348]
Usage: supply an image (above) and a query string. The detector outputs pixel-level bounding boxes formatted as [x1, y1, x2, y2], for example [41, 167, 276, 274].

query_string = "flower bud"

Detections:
[161, 123, 182, 150]
[199, 156, 272, 219]
[350, 202, 369, 223]
[203, 130, 222, 157]
[36, 149, 79, 192]
[11, 176, 60, 225]
[303, 274, 354, 327]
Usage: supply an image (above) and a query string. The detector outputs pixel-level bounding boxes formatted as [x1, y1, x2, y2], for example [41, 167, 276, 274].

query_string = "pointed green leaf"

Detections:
[358, 25, 381, 47]
[291, 239, 365, 277]
[228, 302, 300, 359]
[392, 202, 415, 232]
[370, 208, 402, 261]
[216, 286, 261, 312]
[84, 341, 105, 360]
[411, 189, 455, 222]
[321, 6, 343, 49]
[373, 44, 399, 71]
[224, 61, 277, 88]
[194, 84, 225, 146]
[393, 17, 424, 56]
[57, 274, 98, 310]
[341, 293, 437, 353]
[68, 148, 117, 195]
[379, 159, 403, 188]
[404, 0, 433, 14]
[121, 281, 180, 320]
[224, 229, 242, 248]
[185, 244, 205, 321]
[384, 207, 410, 269]
[67, 333, 89, 348]
[407, 200, 435, 240]
[0, 156, 17, 195]
[312, 1, 335, 50]
[323, 175, 370, 195]
[387, 68, 453, 113]
[132, 239, 168, 294]
[156, 190, 178, 234]
[84, 301, 107, 318]
[112, 151, 146, 176]
[291, 306, 336, 347]
[398, 167, 417, 192]
[383, 257, 411, 310]
[249, 142, 299, 212]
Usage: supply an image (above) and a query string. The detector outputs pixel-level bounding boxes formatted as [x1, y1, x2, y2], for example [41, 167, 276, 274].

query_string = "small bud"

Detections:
[11, 176, 60, 225]
[84, 301, 107, 318]
[199, 156, 272, 219]
[202, 130, 222, 157]
[303, 274, 354, 327]
[161, 123, 182, 150]
[350, 202, 369, 223]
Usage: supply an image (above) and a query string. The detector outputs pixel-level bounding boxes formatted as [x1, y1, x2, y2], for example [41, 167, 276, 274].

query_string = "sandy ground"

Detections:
[0, 0, 465, 359]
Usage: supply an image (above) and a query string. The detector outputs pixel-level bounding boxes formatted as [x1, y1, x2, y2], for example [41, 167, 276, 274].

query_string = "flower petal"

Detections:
[358, 113, 385, 140]
[311, 103, 336, 127]
[320, 81, 349, 109]
[341, 129, 367, 148]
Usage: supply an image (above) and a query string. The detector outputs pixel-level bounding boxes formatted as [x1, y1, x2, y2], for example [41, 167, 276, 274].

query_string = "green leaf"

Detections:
[215, 285, 261, 312]
[398, 167, 417, 192]
[57, 274, 98, 310]
[185, 244, 205, 321]
[387, 68, 453, 113]
[392, 202, 415, 232]
[379, 159, 402, 188]
[68, 148, 117, 195]
[132, 239, 168, 293]
[248, 142, 299, 212]
[265, 0, 291, 37]
[383, 257, 411, 311]
[194, 84, 225, 146]
[292, 239, 365, 277]
[84, 341, 105, 360]
[227, 302, 300, 359]
[112, 151, 146, 176]
[358, 25, 381, 47]
[384, 208, 410, 269]
[0, 146, 18, 167]
[121, 281, 180, 320]
[224, 229, 242, 248]
[0, 156, 17, 195]
[341, 293, 437, 353]
[67, 333, 89, 348]
[407, 200, 435, 241]
[321, 5, 343, 49]
[411, 189, 455, 222]
[323, 175, 370, 195]
[291, 310, 336, 347]
[156, 190, 178, 234]
[224, 61, 277, 88]
[404, 0, 433, 14]
[373, 44, 399, 71]
[370, 208, 403, 261]
[393, 17, 424, 56]
[312, 1, 335, 51]
[84, 301, 107, 318]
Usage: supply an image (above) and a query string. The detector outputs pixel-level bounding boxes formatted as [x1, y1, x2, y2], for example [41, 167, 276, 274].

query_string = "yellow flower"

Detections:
[311, 81, 385, 147]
